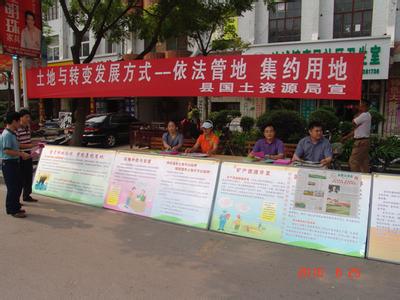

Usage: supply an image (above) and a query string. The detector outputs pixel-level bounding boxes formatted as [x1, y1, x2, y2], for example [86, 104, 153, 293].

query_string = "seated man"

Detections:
[292, 121, 333, 167]
[249, 123, 284, 160]
[185, 120, 219, 155]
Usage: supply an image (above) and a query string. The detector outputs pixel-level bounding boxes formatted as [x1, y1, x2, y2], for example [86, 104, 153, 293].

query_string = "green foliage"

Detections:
[338, 139, 354, 162]
[42, 0, 55, 45]
[187, 108, 200, 120]
[210, 18, 250, 52]
[338, 136, 400, 169]
[240, 116, 255, 132]
[256, 110, 306, 143]
[222, 129, 260, 156]
[318, 106, 336, 113]
[369, 135, 400, 165]
[209, 110, 241, 130]
[155, 0, 274, 55]
[308, 108, 340, 132]
[369, 108, 385, 128]
[338, 121, 353, 135]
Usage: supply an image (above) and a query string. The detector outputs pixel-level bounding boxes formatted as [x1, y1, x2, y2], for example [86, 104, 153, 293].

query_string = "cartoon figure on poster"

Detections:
[34, 173, 50, 191]
[121, 186, 149, 214]
[214, 196, 271, 236]
[21, 11, 41, 51]
[218, 210, 231, 231]
[233, 215, 241, 232]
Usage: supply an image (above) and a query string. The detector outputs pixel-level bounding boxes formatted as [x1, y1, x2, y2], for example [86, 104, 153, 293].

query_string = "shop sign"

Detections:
[246, 37, 391, 80]
[0, 0, 42, 57]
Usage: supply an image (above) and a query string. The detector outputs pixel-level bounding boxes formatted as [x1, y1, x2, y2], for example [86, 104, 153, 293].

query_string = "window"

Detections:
[47, 35, 59, 61]
[211, 102, 240, 112]
[80, 32, 90, 57]
[166, 37, 188, 51]
[333, 0, 373, 38]
[44, 2, 59, 21]
[105, 39, 125, 54]
[268, 0, 301, 43]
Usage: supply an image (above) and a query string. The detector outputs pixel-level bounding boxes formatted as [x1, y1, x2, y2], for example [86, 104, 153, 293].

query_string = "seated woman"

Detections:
[249, 123, 285, 160]
[185, 120, 219, 155]
[162, 121, 184, 151]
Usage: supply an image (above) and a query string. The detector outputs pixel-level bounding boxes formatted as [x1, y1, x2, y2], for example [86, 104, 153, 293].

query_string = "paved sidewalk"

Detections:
[0, 186, 398, 299]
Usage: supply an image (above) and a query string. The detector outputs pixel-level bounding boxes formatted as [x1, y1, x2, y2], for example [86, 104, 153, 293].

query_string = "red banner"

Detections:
[0, 0, 42, 57]
[26, 54, 364, 100]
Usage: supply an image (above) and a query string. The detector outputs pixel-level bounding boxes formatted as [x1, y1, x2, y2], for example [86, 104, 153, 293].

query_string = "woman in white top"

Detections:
[20, 11, 41, 51]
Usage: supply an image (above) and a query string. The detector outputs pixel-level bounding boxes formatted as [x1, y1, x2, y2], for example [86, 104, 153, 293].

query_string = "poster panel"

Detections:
[33, 146, 116, 207]
[367, 174, 400, 263]
[210, 162, 371, 257]
[104, 152, 219, 229]
[0, 0, 42, 57]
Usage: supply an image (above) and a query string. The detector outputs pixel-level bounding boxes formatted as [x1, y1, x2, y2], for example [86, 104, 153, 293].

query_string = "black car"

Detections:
[82, 113, 142, 147]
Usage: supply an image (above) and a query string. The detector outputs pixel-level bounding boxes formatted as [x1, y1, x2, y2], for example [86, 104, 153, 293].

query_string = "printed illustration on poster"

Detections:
[33, 146, 116, 207]
[210, 163, 371, 257]
[104, 152, 220, 229]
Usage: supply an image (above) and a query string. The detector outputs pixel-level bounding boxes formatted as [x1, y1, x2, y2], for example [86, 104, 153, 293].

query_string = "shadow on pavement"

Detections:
[25, 213, 93, 230]
[30, 196, 99, 216]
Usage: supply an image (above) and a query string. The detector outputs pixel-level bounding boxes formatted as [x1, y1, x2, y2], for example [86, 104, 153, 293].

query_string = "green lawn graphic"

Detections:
[154, 215, 207, 229]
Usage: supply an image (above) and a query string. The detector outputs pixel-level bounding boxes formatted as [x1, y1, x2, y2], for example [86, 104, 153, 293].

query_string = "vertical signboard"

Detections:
[0, 0, 42, 57]
[33, 146, 116, 207]
[210, 163, 371, 257]
[367, 174, 400, 263]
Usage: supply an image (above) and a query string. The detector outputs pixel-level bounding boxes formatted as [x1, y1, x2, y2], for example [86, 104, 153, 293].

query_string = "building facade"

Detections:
[205, 0, 400, 134]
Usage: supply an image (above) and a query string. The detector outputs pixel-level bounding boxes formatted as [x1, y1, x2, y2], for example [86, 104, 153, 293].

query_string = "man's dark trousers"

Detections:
[20, 157, 33, 200]
[2, 160, 22, 214]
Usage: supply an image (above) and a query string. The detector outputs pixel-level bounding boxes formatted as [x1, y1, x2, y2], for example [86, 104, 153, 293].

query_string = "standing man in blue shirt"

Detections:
[1, 112, 31, 218]
[292, 121, 333, 167]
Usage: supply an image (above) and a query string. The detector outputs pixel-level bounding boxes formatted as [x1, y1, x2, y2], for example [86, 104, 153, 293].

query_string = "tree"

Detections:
[58, 0, 195, 145]
[156, 0, 275, 118]
[57, 0, 275, 145]
[58, 0, 146, 145]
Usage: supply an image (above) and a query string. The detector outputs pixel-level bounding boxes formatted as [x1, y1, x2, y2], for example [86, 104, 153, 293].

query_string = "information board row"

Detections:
[32, 146, 400, 263]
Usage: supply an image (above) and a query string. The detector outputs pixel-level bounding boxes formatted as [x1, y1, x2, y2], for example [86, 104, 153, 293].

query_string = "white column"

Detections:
[396, 0, 400, 42]
[386, 0, 398, 45]
[372, 0, 389, 37]
[254, 0, 269, 44]
[238, 6, 256, 44]
[319, 0, 334, 40]
[12, 57, 21, 112]
[21, 57, 29, 108]
[301, 0, 320, 41]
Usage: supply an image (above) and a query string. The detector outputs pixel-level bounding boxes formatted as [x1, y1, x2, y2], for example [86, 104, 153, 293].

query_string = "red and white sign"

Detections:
[0, 0, 42, 57]
[26, 54, 364, 100]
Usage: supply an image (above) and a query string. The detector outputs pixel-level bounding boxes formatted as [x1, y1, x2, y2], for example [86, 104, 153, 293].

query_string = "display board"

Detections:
[103, 152, 220, 229]
[210, 162, 372, 257]
[367, 174, 400, 263]
[32, 146, 116, 207]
